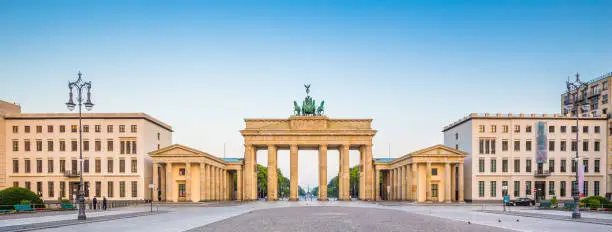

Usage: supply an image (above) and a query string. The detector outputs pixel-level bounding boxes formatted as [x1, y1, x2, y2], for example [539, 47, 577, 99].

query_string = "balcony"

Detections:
[63, 170, 81, 177]
[534, 170, 550, 178]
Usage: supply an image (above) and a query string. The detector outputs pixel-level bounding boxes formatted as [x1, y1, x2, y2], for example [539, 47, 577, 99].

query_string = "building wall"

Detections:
[0, 115, 6, 190]
[443, 120, 473, 200]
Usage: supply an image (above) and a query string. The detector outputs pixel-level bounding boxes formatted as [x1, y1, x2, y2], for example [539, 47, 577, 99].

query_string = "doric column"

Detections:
[290, 144, 299, 201]
[426, 162, 432, 201]
[375, 168, 380, 201]
[217, 168, 222, 200]
[445, 162, 451, 202]
[394, 168, 399, 200]
[243, 144, 256, 200]
[185, 162, 191, 201]
[340, 144, 350, 200]
[165, 163, 173, 202]
[364, 145, 374, 200]
[200, 163, 205, 201]
[458, 163, 464, 202]
[359, 146, 366, 200]
[414, 163, 422, 202]
[390, 169, 395, 200]
[407, 164, 412, 201]
[318, 144, 328, 201]
[402, 165, 408, 201]
[223, 170, 228, 200]
[267, 145, 278, 200]
[211, 167, 216, 200]
[152, 163, 159, 201]
[237, 169, 243, 201]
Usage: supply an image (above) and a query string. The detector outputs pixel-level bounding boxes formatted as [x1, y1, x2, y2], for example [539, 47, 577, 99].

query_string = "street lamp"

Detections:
[564, 73, 587, 219]
[66, 71, 94, 220]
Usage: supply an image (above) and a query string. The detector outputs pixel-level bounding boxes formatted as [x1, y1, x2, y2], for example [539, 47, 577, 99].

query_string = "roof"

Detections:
[3, 112, 172, 132]
[442, 112, 607, 132]
[374, 158, 395, 163]
[222, 158, 243, 163]
[585, 72, 612, 85]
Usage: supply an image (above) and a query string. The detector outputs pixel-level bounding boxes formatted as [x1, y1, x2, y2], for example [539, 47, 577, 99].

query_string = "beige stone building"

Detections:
[443, 113, 608, 202]
[0, 100, 172, 201]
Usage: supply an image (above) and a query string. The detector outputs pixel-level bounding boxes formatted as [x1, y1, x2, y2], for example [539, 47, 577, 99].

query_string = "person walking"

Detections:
[92, 197, 98, 210]
[102, 197, 107, 211]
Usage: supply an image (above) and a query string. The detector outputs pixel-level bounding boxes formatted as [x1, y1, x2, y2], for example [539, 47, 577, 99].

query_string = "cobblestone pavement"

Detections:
[480, 210, 612, 226]
[187, 206, 511, 232]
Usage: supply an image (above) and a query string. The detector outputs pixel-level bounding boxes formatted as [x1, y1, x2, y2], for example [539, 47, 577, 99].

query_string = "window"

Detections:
[502, 181, 508, 196]
[120, 140, 137, 154]
[560, 126, 567, 133]
[47, 125, 53, 133]
[121, 141, 126, 154]
[432, 184, 438, 198]
[549, 125, 555, 133]
[595, 126, 601, 133]
[120, 181, 126, 198]
[13, 159, 19, 173]
[48, 159, 54, 173]
[583, 126, 589, 133]
[583, 159, 589, 173]
[572, 181, 577, 197]
[96, 182, 101, 197]
[583, 141, 589, 151]
[157, 132, 161, 140]
[479, 159, 485, 173]
[179, 184, 186, 197]
[502, 140, 508, 151]
[526, 159, 532, 172]
[514, 140, 520, 151]
[12, 125, 18, 133]
[107, 125, 113, 133]
[24, 140, 30, 151]
[514, 159, 520, 173]
[548, 140, 555, 151]
[131, 125, 137, 133]
[13, 182, 18, 187]
[502, 125, 509, 133]
[560, 140, 567, 151]
[108, 181, 114, 197]
[525, 125, 532, 133]
[479, 125, 485, 133]
[71, 140, 78, 152]
[95, 159, 101, 173]
[430, 168, 437, 176]
[594, 141, 600, 152]
[83, 125, 89, 133]
[48, 181, 54, 198]
[25, 181, 31, 190]
[513, 181, 520, 197]
[36, 125, 42, 133]
[561, 160, 567, 172]
[594, 181, 600, 196]
[179, 168, 186, 176]
[59, 140, 66, 151]
[595, 159, 600, 173]
[59, 125, 65, 133]
[131, 159, 137, 173]
[131, 181, 138, 197]
[584, 181, 589, 197]
[571, 126, 577, 133]
[571, 159, 577, 172]
[25, 159, 31, 173]
[514, 125, 520, 133]
[490, 181, 497, 197]
[119, 159, 125, 173]
[24, 126, 30, 133]
[58, 182, 65, 198]
[549, 181, 555, 196]
[549, 159, 555, 173]
[502, 159, 508, 173]
[490, 125, 496, 133]
[526, 181, 532, 195]
[84, 159, 89, 173]
[36, 182, 42, 196]
[526, 140, 532, 151]
[95, 125, 101, 133]
[83, 140, 89, 152]
[47, 140, 53, 151]
[95, 140, 101, 152]
[107, 140, 114, 152]
[36, 159, 42, 173]
[36, 140, 42, 151]
[119, 125, 126, 133]
[71, 125, 77, 133]
[107, 159, 115, 173]
[478, 181, 485, 197]
[571, 141, 577, 151]
[490, 159, 497, 173]
[60, 160, 66, 172]
[12, 140, 18, 151]
[560, 181, 567, 197]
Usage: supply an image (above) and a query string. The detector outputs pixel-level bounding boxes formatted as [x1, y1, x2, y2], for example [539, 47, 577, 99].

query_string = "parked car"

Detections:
[506, 198, 535, 206]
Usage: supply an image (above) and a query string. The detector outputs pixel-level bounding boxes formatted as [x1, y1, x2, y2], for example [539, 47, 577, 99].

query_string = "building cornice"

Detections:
[442, 113, 608, 132]
[4, 112, 172, 132]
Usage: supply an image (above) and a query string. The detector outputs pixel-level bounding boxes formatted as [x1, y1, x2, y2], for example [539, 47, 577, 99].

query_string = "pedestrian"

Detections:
[102, 197, 107, 211]
[93, 197, 98, 210]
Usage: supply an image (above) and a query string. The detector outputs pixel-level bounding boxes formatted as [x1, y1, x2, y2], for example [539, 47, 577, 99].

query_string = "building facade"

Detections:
[443, 113, 608, 202]
[0, 100, 172, 201]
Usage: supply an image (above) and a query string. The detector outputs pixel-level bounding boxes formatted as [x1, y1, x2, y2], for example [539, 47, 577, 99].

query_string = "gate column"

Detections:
[267, 145, 278, 200]
[318, 144, 328, 201]
[290, 144, 299, 201]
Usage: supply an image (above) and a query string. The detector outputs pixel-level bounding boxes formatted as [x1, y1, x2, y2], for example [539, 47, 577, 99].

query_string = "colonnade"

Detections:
[153, 162, 234, 202]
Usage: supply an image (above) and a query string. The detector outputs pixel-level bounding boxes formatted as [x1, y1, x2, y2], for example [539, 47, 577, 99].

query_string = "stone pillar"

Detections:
[394, 168, 399, 200]
[152, 163, 159, 201]
[458, 163, 464, 202]
[414, 163, 422, 202]
[318, 144, 328, 201]
[407, 164, 412, 201]
[160, 163, 166, 201]
[290, 144, 298, 201]
[200, 163, 205, 201]
[402, 165, 408, 201]
[267, 145, 278, 200]
[390, 169, 394, 200]
[223, 170, 228, 200]
[445, 162, 451, 202]
[243, 144, 256, 201]
[205, 164, 211, 200]
[375, 168, 380, 201]
[217, 168, 222, 200]
[340, 144, 350, 200]
[237, 169, 243, 201]
[359, 146, 366, 200]
[185, 162, 191, 201]
[364, 145, 374, 200]
[426, 162, 431, 202]
[165, 163, 173, 202]
[211, 167, 216, 200]
[450, 163, 456, 202]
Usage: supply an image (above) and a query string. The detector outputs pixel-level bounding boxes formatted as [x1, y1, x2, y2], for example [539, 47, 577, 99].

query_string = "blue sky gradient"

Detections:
[2, 1, 611, 186]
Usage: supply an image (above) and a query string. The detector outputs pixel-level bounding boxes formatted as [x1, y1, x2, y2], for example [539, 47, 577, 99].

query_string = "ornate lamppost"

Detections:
[66, 71, 94, 220]
[564, 73, 587, 219]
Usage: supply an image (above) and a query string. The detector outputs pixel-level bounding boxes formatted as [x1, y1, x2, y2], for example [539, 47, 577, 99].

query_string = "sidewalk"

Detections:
[480, 210, 612, 226]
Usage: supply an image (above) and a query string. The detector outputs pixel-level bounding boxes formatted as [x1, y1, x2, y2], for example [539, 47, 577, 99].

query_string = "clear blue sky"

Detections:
[1, 1, 611, 187]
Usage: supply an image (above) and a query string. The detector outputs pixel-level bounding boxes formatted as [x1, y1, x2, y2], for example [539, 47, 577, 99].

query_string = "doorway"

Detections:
[535, 181, 546, 202]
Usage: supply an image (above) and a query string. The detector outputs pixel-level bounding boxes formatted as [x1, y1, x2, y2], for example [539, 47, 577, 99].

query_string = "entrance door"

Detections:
[535, 181, 546, 202]
[69, 182, 79, 200]
[178, 183, 186, 201]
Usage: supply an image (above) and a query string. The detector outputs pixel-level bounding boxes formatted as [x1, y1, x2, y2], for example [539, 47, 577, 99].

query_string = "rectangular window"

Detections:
[571, 126, 577, 133]
[583, 159, 589, 173]
[595, 126, 601, 133]
[107, 125, 113, 133]
[36, 125, 42, 133]
[514, 159, 520, 173]
[131, 181, 138, 197]
[572, 181, 577, 197]
[549, 125, 555, 133]
[502, 125, 509, 133]
[60, 159, 66, 172]
[13, 159, 19, 173]
[502, 140, 508, 151]
[107, 140, 114, 152]
[490, 125, 496, 133]
[83, 125, 89, 133]
[549, 181, 555, 196]
[48, 181, 54, 198]
[594, 141, 600, 152]
[571, 141, 577, 151]
[583, 141, 589, 151]
[96, 181, 101, 197]
[25, 159, 31, 173]
[490, 159, 496, 173]
[71, 125, 77, 133]
[48, 159, 54, 173]
[583, 126, 589, 133]
[95, 140, 101, 152]
[108, 159, 114, 173]
[60, 182, 65, 198]
[595, 159, 600, 172]
[560, 126, 567, 133]
[95, 125, 101, 133]
[36, 140, 42, 151]
[25, 181, 31, 190]
[513, 181, 520, 197]
[24, 140, 31, 151]
[83, 140, 89, 152]
[108, 181, 114, 197]
[561, 160, 567, 172]
[120, 181, 126, 198]
[560, 181, 567, 197]
[12, 140, 18, 151]
[12, 125, 18, 133]
[119, 125, 126, 133]
[131, 125, 137, 133]
[526, 159, 532, 172]
[432, 183, 438, 198]
[584, 181, 589, 197]
[36, 159, 42, 173]
[121, 141, 125, 154]
[490, 181, 497, 197]
[95, 159, 101, 173]
[526, 140, 532, 151]
[514, 140, 520, 151]
[526, 181, 532, 195]
[502, 181, 508, 196]
[71, 140, 78, 152]
[479, 125, 485, 133]
[131, 159, 137, 173]
[479, 159, 485, 173]
[13, 182, 18, 187]
[47, 125, 53, 133]
[594, 181, 600, 196]
[24, 126, 30, 133]
[132, 141, 137, 154]
[59, 125, 65, 133]
[514, 125, 520, 133]
[525, 125, 532, 133]
[548, 140, 555, 151]
[47, 140, 53, 151]
[84, 159, 89, 173]
[119, 159, 125, 173]
[59, 140, 66, 151]
[478, 181, 485, 197]
[36, 182, 42, 196]
[549, 159, 555, 173]
[502, 159, 508, 173]
[560, 140, 567, 151]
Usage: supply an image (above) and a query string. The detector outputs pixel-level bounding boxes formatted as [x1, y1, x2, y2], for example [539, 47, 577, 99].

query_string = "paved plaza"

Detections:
[0, 201, 611, 232]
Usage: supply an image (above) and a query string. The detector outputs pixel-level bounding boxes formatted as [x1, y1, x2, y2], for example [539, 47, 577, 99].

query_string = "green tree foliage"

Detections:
[580, 196, 611, 208]
[0, 187, 43, 209]
[326, 165, 360, 198]
[311, 186, 319, 196]
[256, 164, 291, 199]
[298, 186, 306, 196]
[327, 176, 339, 198]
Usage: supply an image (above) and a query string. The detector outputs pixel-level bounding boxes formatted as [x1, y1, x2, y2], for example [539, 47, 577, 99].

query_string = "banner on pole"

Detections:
[536, 122, 548, 163]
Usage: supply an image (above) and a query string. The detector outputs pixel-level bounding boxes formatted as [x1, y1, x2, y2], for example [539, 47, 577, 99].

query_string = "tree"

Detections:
[0, 187, 43, 210]
[256, 164, 292, 199]
[326, 165, 360, 198]
[311, 186, 319, 197]
[298, 186, 306, 196]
